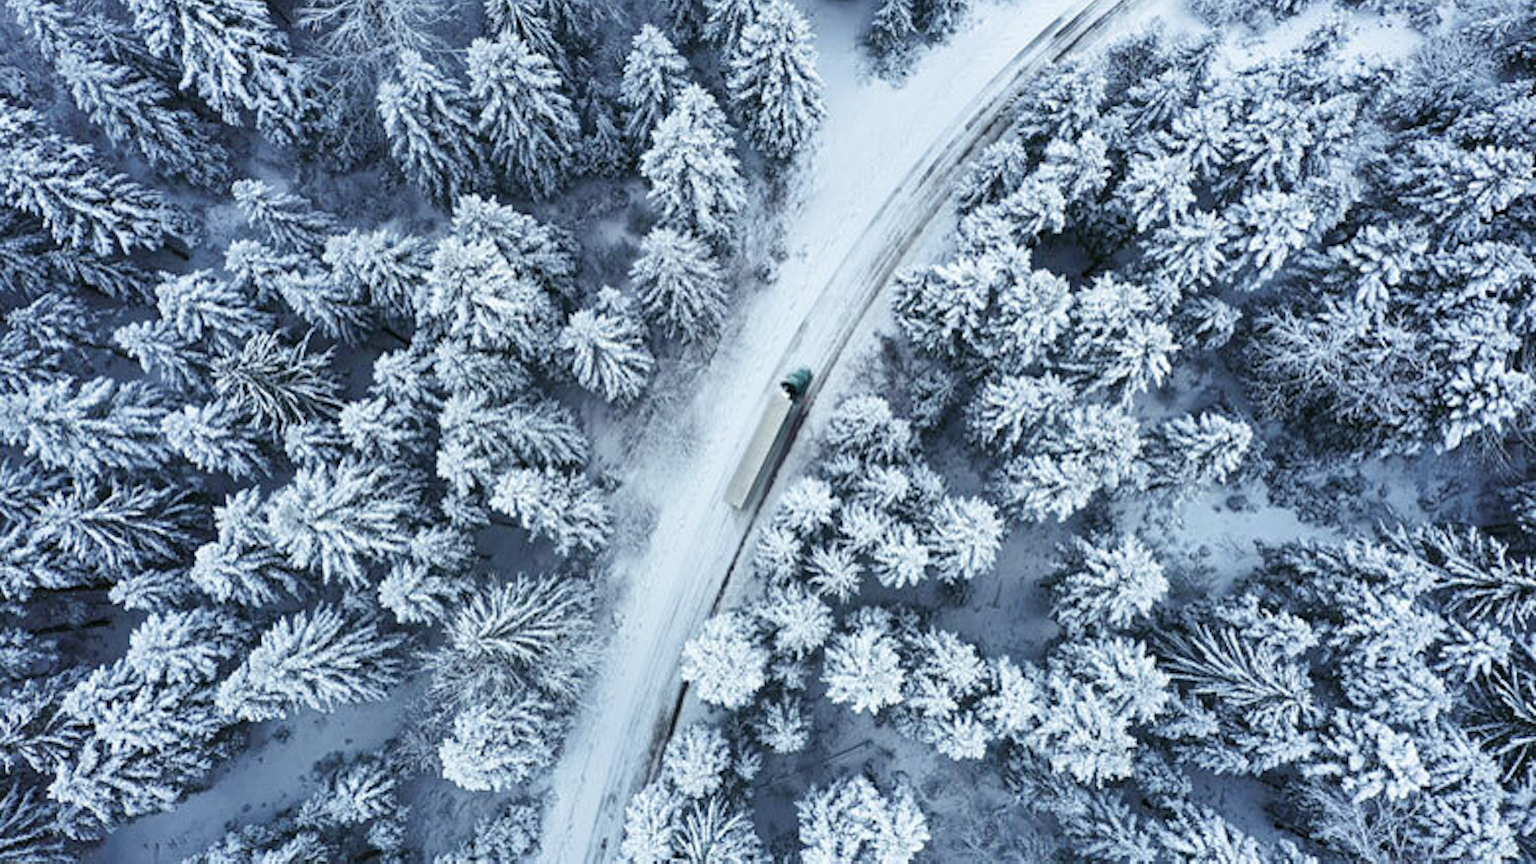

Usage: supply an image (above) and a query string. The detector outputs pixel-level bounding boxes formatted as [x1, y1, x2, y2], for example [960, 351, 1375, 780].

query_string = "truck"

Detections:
[724, 368, 813, 509]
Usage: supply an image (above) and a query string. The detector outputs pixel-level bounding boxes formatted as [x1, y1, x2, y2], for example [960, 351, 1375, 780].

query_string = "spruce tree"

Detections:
[378, 49, 485, 203]
[702, 0, 763, 52]
[264, 459, 419, 588]
[726, 0, 824, 160]
[323, 228, 432, 321]
[0, 101, 184, 255]
[630, 226, 728, 342]
[680, 612, 768, 709]
[559, 287, 655, 403]
[5, 0, 230, 188]
[121, 0, 309, 144]
[216, 604, 406, 721]
[420, 237, 559, 359]
[0, 377, 175, 478]
[161, 401, 271, 480]
[640, 85, 746, 244]
[212, 332, 343, 432]
[489, 468, 610, 557]
[620, 25, 690, 147]
[466, 33, 580, 199]
[153, 270, 274, 356]
[230, 179, 339, 257]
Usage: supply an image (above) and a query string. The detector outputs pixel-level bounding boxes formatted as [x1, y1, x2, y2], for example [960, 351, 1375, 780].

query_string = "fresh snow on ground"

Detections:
[535, 0, 1175, 859]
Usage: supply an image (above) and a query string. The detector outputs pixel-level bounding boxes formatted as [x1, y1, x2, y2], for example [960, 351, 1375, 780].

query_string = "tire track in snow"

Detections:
[538, 1, 1146, 860]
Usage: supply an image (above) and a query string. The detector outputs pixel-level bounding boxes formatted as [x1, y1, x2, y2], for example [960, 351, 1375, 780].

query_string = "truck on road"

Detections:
[724, 368, 813, 509]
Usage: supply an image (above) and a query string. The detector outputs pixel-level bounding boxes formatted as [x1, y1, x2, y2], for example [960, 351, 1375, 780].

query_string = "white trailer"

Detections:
[724, 368, 812, 509]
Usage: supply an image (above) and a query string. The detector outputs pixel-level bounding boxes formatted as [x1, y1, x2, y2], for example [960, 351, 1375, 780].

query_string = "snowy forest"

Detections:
[2, 0, 1536, 860]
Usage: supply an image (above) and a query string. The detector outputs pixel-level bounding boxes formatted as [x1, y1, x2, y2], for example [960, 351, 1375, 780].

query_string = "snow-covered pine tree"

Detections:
[0, 782, 69, 863]
[190, 488, 303, 607]
[419, 237, 559, 360]
[866, 0, 917, 68]
[640, 84, 746, 244]
[438, 697, 560, 791]
[701, 0, 761, 51]
[1051, 534, 1168, 634]
[121, 0, 309, 145]
[323, 228, 432, 322]
[1145, 411, 1254, 495]
[161, 402, 270, 480]
[0, 212, 148, 301]
[620, 25, 690, 149]
[727, 0, 824, 160]
[926, 496, 1004, 584]
[822, 614, 906, 715]
[797, 775, 930, 864]
[264, 459, 419, 588]
[1027, 672, 1138, 786]
[231, 179, 339, 257]
[224, 240, 372, 343]
[377, 49, 485, 204]
[558, 287, 655, 403]
[215, 604, 406, 721]
[680, 612, 768, 710]
[663, 723, 731, 798]
[31, 477, 205, 576]
[433, 799, 542, 863]
[212, 331, 344, 432]
[489, 468, 610, 556]
[153, 269, 274, 356]
[0, 101, 185, 255]
[437, 391, 587, 496]
[0, 377, 175, 478]
[5, 0, 229, 188]
[630, 226, 728, 342]
[466, 33, 580, 199]
[917, 0, 969, 37]
[114, 318, 211, 396]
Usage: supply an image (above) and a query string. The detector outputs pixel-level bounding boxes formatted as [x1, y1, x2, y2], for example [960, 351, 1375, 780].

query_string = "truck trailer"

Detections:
[724, 368, 813, 509]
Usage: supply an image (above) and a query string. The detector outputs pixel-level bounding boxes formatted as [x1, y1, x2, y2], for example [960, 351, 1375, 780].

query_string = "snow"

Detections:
[534, 0, 1176, 859]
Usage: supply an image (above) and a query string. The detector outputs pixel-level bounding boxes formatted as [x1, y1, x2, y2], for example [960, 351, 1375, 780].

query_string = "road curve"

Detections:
[536, 1, 1148, 860]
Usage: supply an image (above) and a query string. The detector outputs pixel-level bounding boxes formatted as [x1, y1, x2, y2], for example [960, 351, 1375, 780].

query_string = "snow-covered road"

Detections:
[535, 0, 1164, 859]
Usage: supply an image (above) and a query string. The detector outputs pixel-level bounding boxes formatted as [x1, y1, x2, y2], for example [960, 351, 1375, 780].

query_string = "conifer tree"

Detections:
[437, 392, 587, 496]
[630, 226, 728, 342]
[620, 25, 690, 147]
[681, 613, 768, 710]
[264, 459, 418, 588]
[867, 0, 917, 66]
[224, 240, 372, 342]
[489, 468, 610, 556]
[727, 0, 824, 160]
[0, 101, 184, 255]
[216, 604, 406, 721]
[1145, 412, 1253, 495]
[640, 85, 746, 244]
[323, 228, 432, 321]
[0, 783, 69, 863]
[5, 0, 230, 188]
[378, 49, 484, 203]
[702, 0, 763, 52]
[797, 775, 930, 864]
[31, 477, 205, 576]
[231, 179, 339, 257]
[1051, 535, 1167, 635]
[559, 287, 655, 403]
[0, 377, 175, 478]
[420, 237, 559, 359]
[212, 332, 343, 432]
[189, 488, 303, 607]
[822, 616, 905, 715]
[466, 33, 580, 199]
[153, 270, 274, 356]
[161, 401, 271, 480]
[926, 496, 1004, 584]
[121, 0, 309, 144]
[438, 697, 560, 791]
